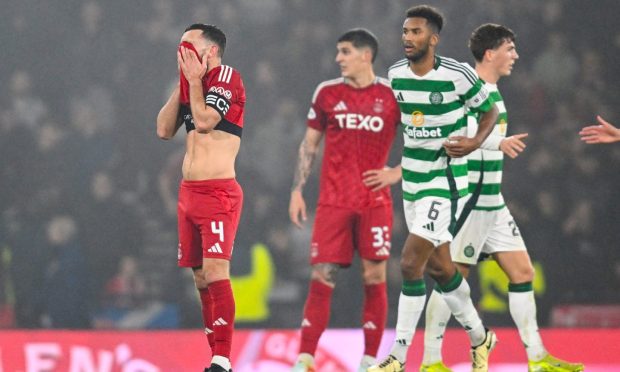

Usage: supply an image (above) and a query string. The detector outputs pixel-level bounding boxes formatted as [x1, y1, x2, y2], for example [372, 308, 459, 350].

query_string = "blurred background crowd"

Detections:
[0, 0, 618, 330]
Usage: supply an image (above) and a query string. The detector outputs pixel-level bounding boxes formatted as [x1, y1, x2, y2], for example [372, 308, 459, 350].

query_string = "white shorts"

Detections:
[451, 206, 526, 265]
[403, 196, 467, 247]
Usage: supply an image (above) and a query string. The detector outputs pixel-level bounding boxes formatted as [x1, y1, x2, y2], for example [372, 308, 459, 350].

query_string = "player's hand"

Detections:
[177, 46, 207, 83]
[443, 136, 480, 158]
[289, 190, 307, 229]
[499, 133, 528, 158]
[579, 115, 620, 144]
[362, 166, 402, 192]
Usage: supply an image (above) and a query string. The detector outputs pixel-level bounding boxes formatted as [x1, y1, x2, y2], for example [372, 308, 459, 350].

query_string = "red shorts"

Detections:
[310, 203, 393, 266]
[177, 178, 243, 267]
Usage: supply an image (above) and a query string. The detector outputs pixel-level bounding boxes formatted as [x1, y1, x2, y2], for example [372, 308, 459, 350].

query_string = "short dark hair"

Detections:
[184, 23, 227, 57]
[405, 5, 444, 34]
[338, 28, 379, 62]
[469, 23, 516, 62]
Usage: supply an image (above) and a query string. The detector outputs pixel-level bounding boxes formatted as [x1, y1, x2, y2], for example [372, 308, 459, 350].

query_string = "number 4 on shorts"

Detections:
[211, 221, 225, 242]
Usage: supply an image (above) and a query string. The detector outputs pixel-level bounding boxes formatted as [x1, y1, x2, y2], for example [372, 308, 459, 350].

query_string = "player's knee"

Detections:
[311, 263, 339, 286]
[362, 265, 386, 285]
[513, 264, 535, 283]
[400, 257, 422, 280]
[192, 268, 209, 289]
[425, 264, 443, 280]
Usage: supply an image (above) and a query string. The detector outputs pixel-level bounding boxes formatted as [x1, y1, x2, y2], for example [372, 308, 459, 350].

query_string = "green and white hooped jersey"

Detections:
[388, 56, 494, 202]
[467, 83, 507, 210]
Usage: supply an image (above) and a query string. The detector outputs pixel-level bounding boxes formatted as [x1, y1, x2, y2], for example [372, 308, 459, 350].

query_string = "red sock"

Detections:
[198, 288, 215, 351]
[299, 280, 333, 355]
[208, 279, 235, 358]
[362, 282, 387, 357]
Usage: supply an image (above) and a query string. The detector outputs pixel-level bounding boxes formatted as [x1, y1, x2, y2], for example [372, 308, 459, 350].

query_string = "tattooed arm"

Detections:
[289, 127, 323, 228]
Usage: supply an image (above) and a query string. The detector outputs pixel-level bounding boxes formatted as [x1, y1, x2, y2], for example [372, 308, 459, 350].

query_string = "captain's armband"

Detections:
[205, 92, 231, 118]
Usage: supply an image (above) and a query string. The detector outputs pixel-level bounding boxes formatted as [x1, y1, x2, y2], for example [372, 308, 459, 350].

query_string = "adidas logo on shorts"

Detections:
[376, 247, 390, 256]
[208, 242, 223, 254]
[422, 222, 435, 232]
[301, 318, 312, 327]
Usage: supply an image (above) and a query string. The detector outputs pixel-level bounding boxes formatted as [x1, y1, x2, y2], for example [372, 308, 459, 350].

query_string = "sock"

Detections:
[299, 280, 334, 355]
[508, 282, 546, 361]
[295, 353, 314, 366]
[390, 279, 426, 363]
[438, 271, 485, 346]
[211, 355, 231, 370]
[422, 287, 451, 364]
[362, 282, 387, 357]
[209, 279, 235, 358]
[198, 287, 216, 351]
[359, 354, 376, 369]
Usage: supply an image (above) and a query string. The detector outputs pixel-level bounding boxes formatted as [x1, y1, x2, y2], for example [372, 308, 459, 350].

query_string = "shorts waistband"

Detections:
[181, 178, 238, 189]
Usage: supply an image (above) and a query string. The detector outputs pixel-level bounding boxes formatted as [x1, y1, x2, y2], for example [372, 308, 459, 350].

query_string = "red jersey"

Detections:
[307, 77, 400, 209]
[181, 64, 246, 137]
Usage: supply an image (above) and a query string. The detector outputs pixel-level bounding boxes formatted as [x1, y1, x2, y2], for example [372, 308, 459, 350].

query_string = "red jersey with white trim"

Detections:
[181, 64, 246, 137]
[307, 77, 400, 209]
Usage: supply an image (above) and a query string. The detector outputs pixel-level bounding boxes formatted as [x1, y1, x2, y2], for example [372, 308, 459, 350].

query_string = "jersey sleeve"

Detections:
[456, 62, 493, 114]
[205, 66, 245, 127]
[306, 84, 328, 131]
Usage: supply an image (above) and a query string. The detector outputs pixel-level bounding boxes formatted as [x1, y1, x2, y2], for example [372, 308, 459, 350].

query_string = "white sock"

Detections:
[509, 286, 546, 361]
[440, 276, 485, 346]
[422, 289, 451, 364]
[211, 355, 231, 370]
[390, 291, 426, 363]
[296, 353, 314, 365]
[359, 355, 376, 369]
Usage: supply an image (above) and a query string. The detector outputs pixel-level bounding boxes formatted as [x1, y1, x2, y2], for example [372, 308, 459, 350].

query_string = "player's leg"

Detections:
[356, 204, 392, 371]
[371, 197, 458, 371]
[201, 258, 234, 371]
[420, 262, 471, 372]
[358, 259, 387, 370]
[421, 209, 488, 371]
[195, 179, 243, 372]
[426, 246, 488, 345]
[293, 206, 355, 371]
[489, 210, 583, 371]
[178, 182, 217, 358]
[368, 233, 436, 372]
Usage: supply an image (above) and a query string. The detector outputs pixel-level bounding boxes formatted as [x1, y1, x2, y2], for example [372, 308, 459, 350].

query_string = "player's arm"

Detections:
[445, 104, 498, 158]
[498, 133, 528, 158]
[579, 115, 620, 144]
[156, 86, 183, 140]
[289, 127, 323, 228]
[362, 165, 402, 192]
[479, 131, 529, 159]
[444, 70, 499, 157]
[177, 47, 222, 134]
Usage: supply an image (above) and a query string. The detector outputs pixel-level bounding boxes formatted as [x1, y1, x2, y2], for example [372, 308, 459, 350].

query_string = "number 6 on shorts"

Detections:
[428, 200, 441, 221]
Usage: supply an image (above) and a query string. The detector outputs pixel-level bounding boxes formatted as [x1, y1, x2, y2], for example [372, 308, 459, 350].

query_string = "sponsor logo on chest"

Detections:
[335, 113, 384, 132]
[404, 125, 442, 139]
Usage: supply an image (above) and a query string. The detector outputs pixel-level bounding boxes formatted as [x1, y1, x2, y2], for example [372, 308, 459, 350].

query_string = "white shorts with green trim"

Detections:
[451, 206, 526, 265]
[404, 196, 467, 247]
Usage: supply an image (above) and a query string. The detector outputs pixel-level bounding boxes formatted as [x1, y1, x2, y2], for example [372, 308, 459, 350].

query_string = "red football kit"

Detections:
[177, 64, 246, 267]
[307, 77, 400, 265]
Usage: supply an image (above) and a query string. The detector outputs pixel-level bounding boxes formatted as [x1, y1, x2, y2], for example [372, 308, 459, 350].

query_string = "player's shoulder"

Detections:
[311, 77, 345, 102]
[388, 58, 409, 72]
[376, 76, 391, 87]
[212, 64, 242, 84]
[436, 55, 478, 84]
